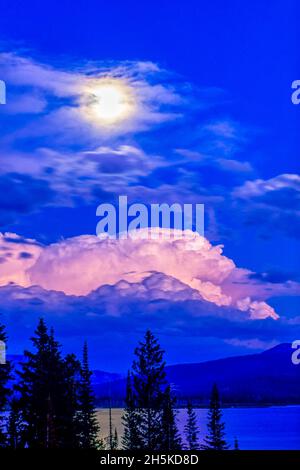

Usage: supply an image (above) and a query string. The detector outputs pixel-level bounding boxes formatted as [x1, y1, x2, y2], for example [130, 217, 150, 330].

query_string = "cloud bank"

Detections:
[1, 229, 299, 320]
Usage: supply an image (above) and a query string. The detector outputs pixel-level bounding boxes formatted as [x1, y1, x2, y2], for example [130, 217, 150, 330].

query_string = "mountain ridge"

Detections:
[91, 343, 300, 406]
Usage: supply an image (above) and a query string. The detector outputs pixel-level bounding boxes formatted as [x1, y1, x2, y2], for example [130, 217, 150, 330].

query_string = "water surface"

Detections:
[97, 405, 300, 450]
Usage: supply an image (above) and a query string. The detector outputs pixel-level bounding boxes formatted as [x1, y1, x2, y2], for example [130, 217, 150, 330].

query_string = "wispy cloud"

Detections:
[232, 174, 300, 238]
[0, 50, 258, 230]
[0, 52, 186, 142]
[233, 174, 300, 199]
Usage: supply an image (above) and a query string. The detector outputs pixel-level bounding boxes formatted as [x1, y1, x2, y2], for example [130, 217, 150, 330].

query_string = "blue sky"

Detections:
[0, 0, 299, 369]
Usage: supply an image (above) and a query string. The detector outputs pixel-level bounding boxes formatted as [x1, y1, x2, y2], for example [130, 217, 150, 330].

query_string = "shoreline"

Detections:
[96, 403, 300, 409]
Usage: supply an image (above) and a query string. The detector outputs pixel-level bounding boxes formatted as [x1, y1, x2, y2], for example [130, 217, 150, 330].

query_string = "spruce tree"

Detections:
[234, 436, 239, 450]
[0, 320, 11, 447]
[122, 372, 142, 450]
[63, 353, 82, 447]
[202, 384, 229, 450]
[17, 319, 81, 448]
[17, 318, 53, 447]
[77, 341, 102, 449]
[7, 397, 24, 448]
[108, 406, 113, 449]
[106, 407, 118, 450]
[161, 386, 182, 451]
[184, 401, 199, 450]
[123, 330, 168, 450]
[112, 428, 118, 450]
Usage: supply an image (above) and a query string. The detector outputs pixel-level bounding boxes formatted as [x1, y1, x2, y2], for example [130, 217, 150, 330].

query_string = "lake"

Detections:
[97, 405, 300, 450]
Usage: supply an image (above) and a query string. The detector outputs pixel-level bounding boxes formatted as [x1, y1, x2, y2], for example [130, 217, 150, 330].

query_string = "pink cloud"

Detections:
[1, 229, 298, 320]
[0, 233, 42, 286]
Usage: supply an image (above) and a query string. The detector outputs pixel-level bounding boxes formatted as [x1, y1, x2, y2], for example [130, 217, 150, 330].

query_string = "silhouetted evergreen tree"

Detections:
[122, 372, 142, 449]
[106, 406, 118, 450]
[0, 321, 11, 447]
[7, 397, 24, 448]
[202, 384, 229, 450]
[112, 427, 118, 450]
[77, 342, 102, 449]
[107, 406, 113, 449]
[63, 353, 82, 447]
[17, 319, 53, 447]
[234, 436, 239, 450]
[184, 401, 199, 450]
[123, 330, 168, 450]
[161, 386, 182, 450]
[17, 319, 81, 448]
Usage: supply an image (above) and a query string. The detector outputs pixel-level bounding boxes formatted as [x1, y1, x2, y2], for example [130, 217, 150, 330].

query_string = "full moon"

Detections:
[83, 79, 134, 125]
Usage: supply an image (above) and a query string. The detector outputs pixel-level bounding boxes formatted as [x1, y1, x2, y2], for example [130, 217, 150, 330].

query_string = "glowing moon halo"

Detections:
[83, 79, 135, 125]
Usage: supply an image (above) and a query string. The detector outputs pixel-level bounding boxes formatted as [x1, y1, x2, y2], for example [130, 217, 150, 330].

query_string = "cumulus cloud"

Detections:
[1, 229, 299, 319]
[0, 272, 296, 369]
[0, 233, 42, 286]
[27, 229, 235, 305]
[236, 297, 278, 320]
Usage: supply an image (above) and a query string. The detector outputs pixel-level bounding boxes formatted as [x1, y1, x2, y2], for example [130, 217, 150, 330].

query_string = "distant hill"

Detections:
[91, 370, 123, 386]
[7, 354, 122, 387]
[92, 344, 300, 406]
